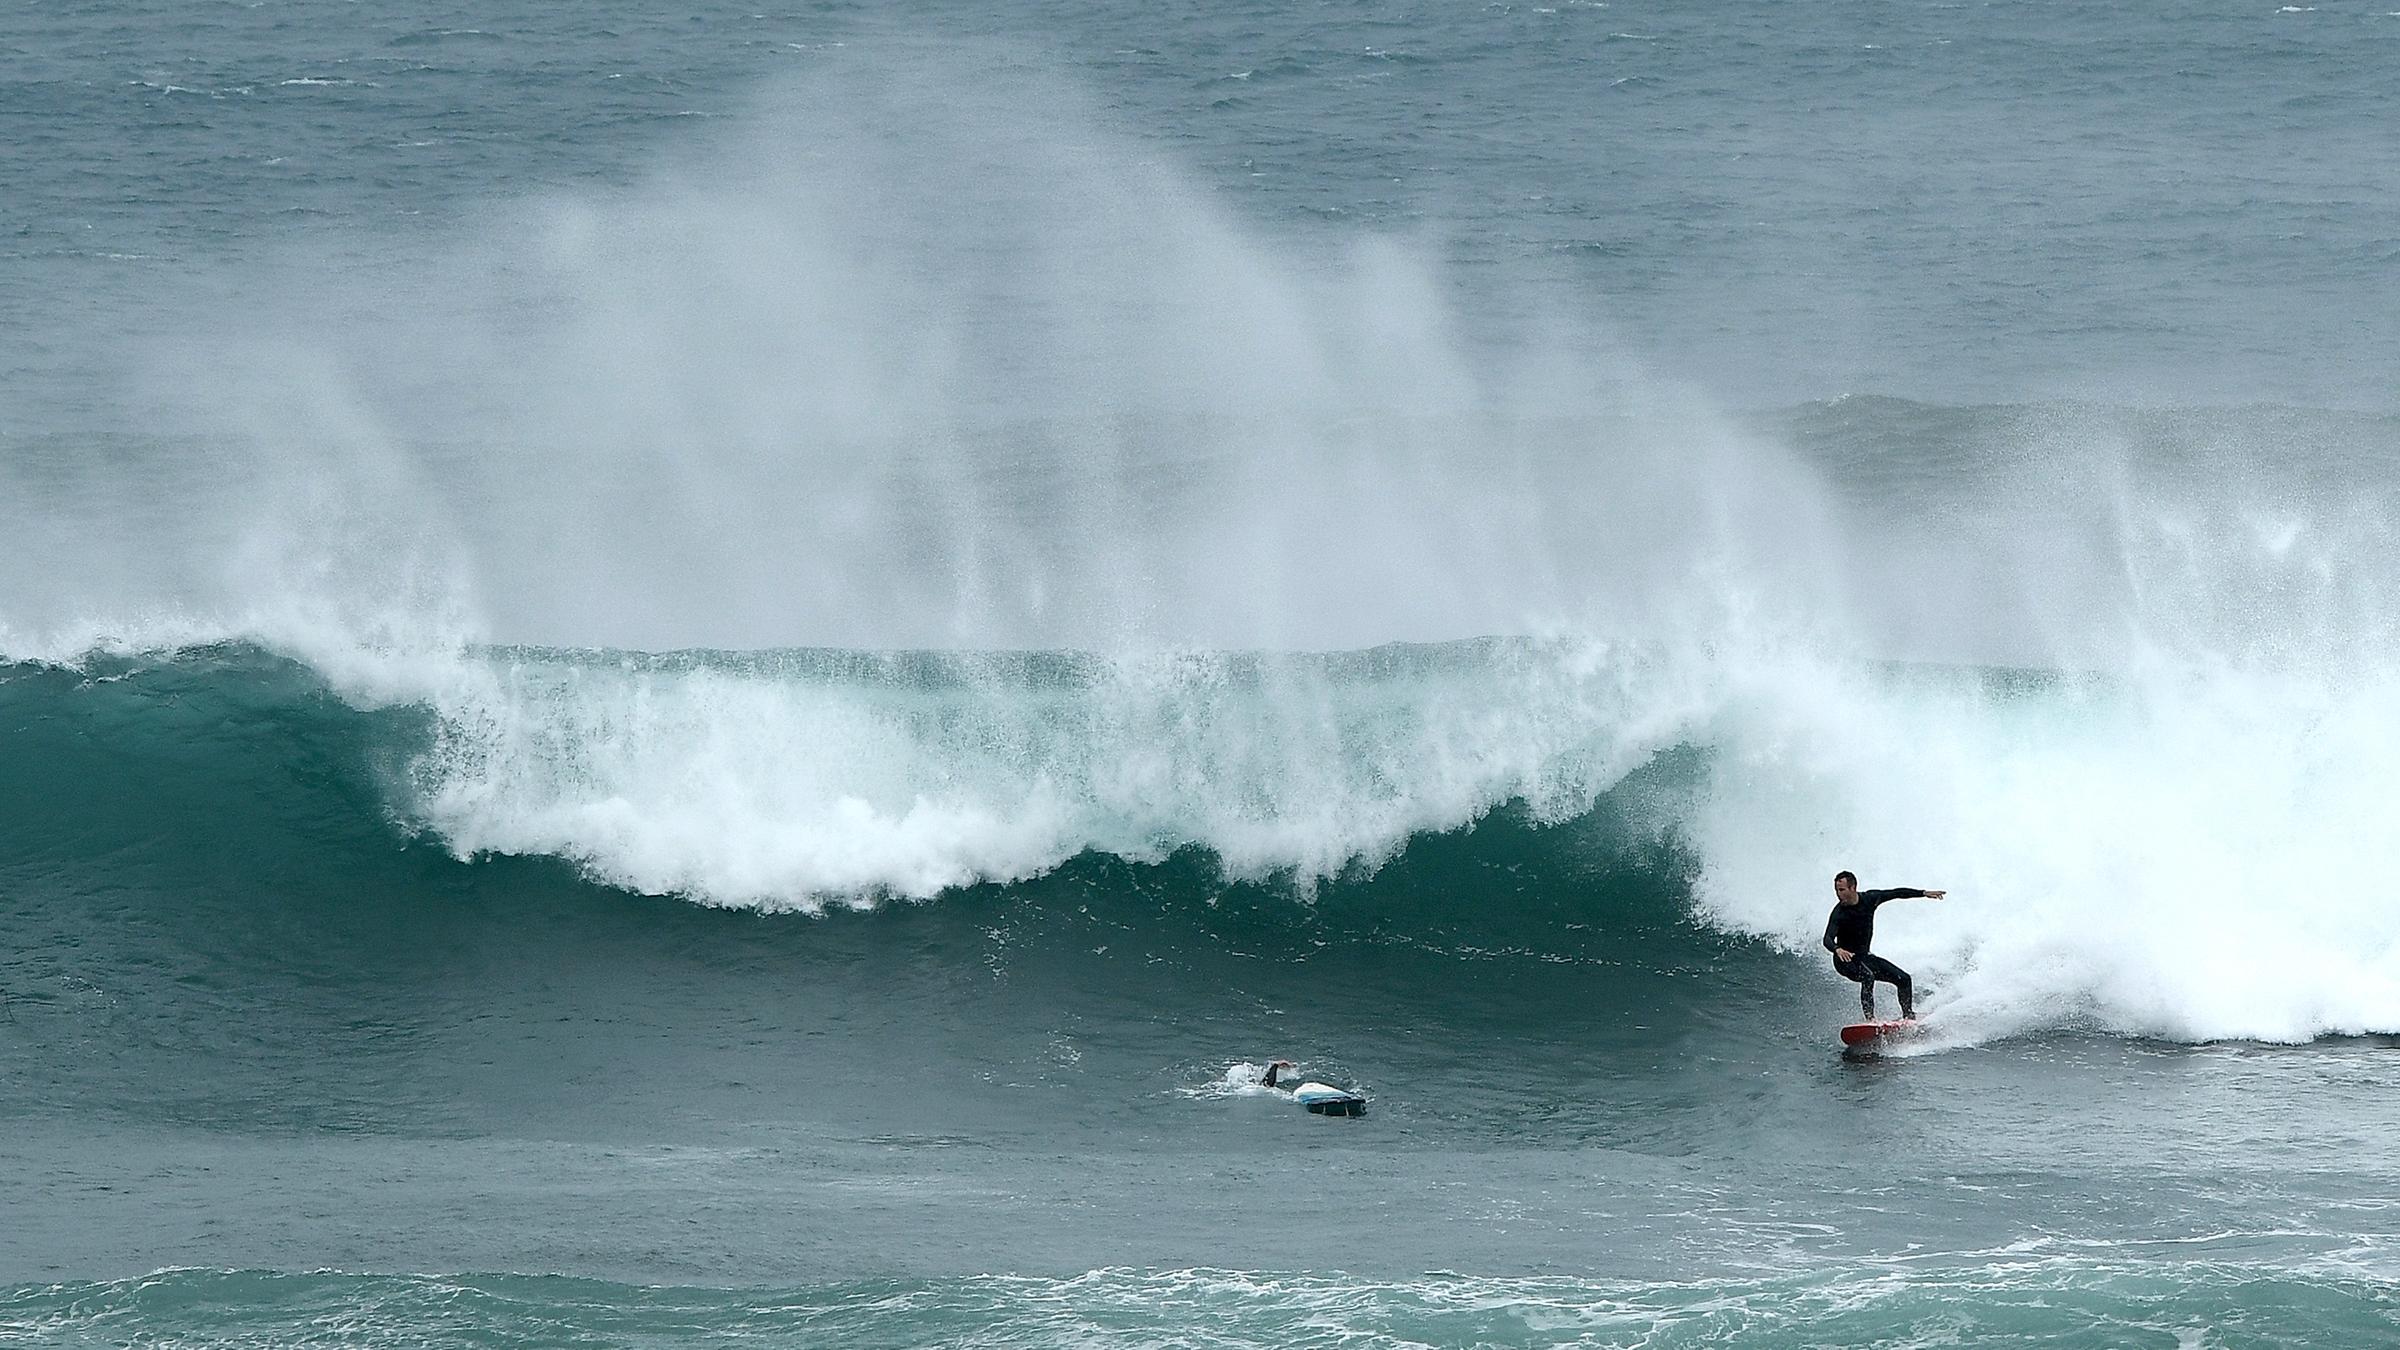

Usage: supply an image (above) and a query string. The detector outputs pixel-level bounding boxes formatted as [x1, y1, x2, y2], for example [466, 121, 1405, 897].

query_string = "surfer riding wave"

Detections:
[1824, 870, 1944, 1021]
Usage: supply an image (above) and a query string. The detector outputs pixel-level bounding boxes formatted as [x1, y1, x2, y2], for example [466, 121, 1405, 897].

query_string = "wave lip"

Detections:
[401, 637, 1716, 911]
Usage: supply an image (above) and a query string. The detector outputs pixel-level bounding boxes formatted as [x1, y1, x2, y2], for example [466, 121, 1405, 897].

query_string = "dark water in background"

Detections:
[5, 1, 2400, 1344]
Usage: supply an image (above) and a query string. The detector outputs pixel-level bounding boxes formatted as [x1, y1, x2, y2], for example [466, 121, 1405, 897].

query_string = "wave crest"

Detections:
[404, 638, 1714, 908]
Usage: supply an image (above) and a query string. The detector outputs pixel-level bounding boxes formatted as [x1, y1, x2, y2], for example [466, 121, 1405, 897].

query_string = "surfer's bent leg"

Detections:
[1833, 954, 1878, 1018]
[1864, 955, 1914, 1019]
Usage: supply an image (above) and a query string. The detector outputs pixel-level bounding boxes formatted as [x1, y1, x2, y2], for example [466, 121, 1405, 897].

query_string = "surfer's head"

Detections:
[1833, 870, 1859, 904]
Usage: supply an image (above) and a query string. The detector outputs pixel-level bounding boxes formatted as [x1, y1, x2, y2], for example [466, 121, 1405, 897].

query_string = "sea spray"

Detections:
[400, 636, 1726, 908]
[0, 54, 1845, 661]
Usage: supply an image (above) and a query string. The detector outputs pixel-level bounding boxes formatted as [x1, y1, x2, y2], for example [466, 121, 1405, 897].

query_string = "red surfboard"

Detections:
[1840, 1019, 1923, 1048]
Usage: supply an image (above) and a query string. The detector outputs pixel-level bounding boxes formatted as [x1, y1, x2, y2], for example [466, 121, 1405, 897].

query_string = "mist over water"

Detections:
[5, 56, 1840, 660]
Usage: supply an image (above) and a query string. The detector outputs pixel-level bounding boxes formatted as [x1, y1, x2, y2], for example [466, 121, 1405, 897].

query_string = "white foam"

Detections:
[387, 632, 1724, 910]
[1180, 1063, 1279, 1099]
[1694, 653, 2400, 1044]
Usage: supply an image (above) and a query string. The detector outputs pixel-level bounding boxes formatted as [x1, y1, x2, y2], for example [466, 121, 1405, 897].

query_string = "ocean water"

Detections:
[5, 1, 2400, 1344]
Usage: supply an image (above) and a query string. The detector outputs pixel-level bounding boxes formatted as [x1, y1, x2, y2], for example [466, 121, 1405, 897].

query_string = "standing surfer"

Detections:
[1824, 870, 1944, 1021]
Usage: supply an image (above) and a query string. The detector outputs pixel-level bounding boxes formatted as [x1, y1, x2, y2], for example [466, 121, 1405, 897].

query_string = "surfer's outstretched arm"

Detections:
[1862, 887, 1944, 902]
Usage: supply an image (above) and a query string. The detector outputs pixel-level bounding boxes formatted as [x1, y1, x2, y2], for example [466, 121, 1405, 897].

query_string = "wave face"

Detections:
[8, 618, 2399, 1049]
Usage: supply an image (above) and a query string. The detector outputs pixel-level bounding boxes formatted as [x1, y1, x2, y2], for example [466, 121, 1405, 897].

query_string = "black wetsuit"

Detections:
[1823, 888, 1925, 1018]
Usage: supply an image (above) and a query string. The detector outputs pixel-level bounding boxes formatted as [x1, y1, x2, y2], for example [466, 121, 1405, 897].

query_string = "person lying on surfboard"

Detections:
[1824, 870, 1944, 1021]
[1260, 1060, 1367, 1115]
